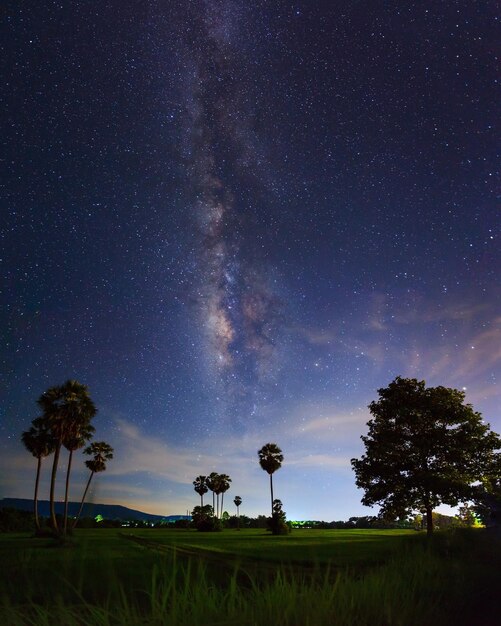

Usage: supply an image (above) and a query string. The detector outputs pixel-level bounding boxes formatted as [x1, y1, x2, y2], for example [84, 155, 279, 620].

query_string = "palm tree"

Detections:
[62, 421, 95, 535]
[37, 380, 97, 533]
[206, 472, 219, 516]
[218, 474, 232, 518]
[21, 417, 56, 532]
[193, 475, 208, 507]
[72, 441, 113, 529]
[233, 495, 242, 529]
[258, 443, 284, 516]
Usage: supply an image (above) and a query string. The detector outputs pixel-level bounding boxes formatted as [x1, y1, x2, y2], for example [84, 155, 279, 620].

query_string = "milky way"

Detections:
[180, 2, 283, 405]
[1, 0, 499, 518]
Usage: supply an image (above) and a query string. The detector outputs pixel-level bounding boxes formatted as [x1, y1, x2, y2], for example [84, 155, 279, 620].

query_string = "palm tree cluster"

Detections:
[193, 472, 232, 518]
[192, 443, 284, 530]
[21, 380, 113, 538]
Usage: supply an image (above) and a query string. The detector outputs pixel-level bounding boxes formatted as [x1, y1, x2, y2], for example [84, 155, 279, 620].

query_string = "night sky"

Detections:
[1, 1, 499, 520]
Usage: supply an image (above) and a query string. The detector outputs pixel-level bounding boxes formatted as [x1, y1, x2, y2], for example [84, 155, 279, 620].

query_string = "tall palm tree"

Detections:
[62, 421, 95, 535]
[37, 380, 97, 534]
[206, 472, 219, 516]
[21, 417, 56, 532]
[193, 475, 208, 507]
[72, 441, 113, 529]
[258, 443, 284, 516]
[218, 474, 232, 518]
[233, 495, 242, 529]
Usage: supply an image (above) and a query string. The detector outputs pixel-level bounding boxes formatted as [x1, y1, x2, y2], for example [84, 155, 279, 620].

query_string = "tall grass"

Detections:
[1, 529, 499, 626]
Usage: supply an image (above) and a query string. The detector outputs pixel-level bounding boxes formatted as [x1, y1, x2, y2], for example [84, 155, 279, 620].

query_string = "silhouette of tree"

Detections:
[193, 475, 208, 507]
[267, 498, 290, 535]
[73, 441, 113, 529]
[258, 443, 284, 516]
[351, 377, 501, 535]
[473, 454, 501, 527]
[233, 495, 242, 529]
[206, 472, 219, 515]
[21, 416, 56, 532]
[37, 380, 97, 534]
[218, 474, 231, 518]
[191, 504, 220, 531]
[62, 420, 95, 535]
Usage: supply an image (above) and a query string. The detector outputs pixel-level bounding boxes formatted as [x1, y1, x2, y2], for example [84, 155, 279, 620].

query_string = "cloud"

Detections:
[286, 453, 351, 469]
[299, 414, 366, 434]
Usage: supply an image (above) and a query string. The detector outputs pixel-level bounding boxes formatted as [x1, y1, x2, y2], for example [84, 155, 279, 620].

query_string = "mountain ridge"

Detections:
[0, 498, 190, 522]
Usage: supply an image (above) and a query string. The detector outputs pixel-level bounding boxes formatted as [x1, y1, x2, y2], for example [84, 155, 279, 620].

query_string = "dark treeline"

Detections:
[0, 508, 478, 533]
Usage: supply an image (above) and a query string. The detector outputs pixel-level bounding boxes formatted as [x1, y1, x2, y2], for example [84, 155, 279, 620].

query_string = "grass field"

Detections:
[1, 527, 500, 625]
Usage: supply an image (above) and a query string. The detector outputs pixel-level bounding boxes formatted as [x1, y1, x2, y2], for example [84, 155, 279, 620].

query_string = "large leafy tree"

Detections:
[21, 417, 56, 532]
[193, 475, 208, 508]
[351, 377, 501, 535]
[72, 441, 114, 529]
[37, 380, 97, 534]
[258, 443, 284, 516]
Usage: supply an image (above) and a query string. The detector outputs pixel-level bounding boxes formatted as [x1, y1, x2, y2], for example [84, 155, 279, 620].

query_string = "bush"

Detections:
[267, 500, 290, 535]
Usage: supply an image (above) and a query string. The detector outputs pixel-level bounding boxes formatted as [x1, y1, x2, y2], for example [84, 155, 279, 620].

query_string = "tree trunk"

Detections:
[425, 506, 434, 536]
[34, 456, 42, 532]
[270, 473, 274, 516]
[72, 471, 94, 529]
[221, 492, 224, 517]
[63, 449, 73, 536]
[200, 494, 203, 508]
[212, 491, 215, 514]
[49, 441, 62, 533]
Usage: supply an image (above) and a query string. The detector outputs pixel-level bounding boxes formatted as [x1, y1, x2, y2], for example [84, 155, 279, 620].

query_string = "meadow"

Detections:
[1, 527, 499, 626]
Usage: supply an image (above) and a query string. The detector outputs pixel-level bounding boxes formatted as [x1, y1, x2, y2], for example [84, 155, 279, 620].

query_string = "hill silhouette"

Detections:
[0, 498, 190, 522]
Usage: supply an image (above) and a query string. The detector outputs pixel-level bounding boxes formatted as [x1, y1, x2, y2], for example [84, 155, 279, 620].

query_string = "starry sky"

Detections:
[1, 1, 499, 521]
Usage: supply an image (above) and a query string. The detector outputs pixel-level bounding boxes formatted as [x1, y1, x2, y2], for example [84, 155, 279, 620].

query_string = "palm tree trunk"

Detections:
[63, 449, 74, 536]
[49, 441, 62, 533]
[212, 490, 215, 515]
[72, 471, 94, 529]
[34, 456, 42, 532]
[270, 473, 274, 516]
[221, 492, 224, 517]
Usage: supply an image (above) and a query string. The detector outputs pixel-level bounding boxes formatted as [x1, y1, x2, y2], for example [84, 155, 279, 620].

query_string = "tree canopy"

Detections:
[351, 377, 500, 534]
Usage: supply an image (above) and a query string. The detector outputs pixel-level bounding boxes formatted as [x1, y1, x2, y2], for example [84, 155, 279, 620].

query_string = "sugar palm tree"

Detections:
[233, 495, 242, 529]
[218, 474, 232, 518]
[193, 475, 208, 507]
[72, 441, 113, 529]
[21, 417, 56, 531]
[258, 443, 284, 516]
[62, 421, 95, 535]
[206, 472, 219, 515]
[37, 380, 97, 533]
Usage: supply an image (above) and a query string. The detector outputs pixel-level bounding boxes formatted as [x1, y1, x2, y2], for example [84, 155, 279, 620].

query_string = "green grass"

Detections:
[126, 527, 414, 565]
[1, 528, 500, 625]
